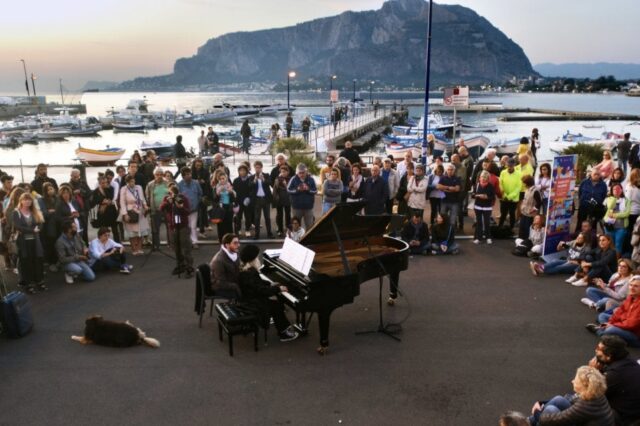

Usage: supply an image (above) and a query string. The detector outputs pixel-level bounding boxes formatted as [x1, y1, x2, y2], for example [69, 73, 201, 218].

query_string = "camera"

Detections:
[174, 195, 185, 205]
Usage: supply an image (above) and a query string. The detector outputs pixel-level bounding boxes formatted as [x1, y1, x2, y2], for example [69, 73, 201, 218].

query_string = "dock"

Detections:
[0, 100, 87, 119]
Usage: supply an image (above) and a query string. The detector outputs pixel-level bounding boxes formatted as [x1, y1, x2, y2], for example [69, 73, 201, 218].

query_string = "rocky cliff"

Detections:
[120, 0, 535, 89]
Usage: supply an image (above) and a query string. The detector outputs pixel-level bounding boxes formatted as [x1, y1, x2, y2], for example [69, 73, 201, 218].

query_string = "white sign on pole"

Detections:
[443, 86, 469, 107]
[330, 90, 339, 102]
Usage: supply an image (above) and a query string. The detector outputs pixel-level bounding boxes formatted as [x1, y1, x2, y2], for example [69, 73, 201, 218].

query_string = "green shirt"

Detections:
[152, 182, 169, 209]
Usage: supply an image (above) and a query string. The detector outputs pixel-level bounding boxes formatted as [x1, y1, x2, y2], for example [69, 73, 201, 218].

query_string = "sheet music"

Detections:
[280, 237, 315, 276]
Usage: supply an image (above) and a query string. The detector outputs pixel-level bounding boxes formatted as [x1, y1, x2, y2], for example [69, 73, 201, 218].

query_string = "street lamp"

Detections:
[20, 59, 30, 97]
[352, 79, 357, 102]
[31, 73, 37, 97]
[287, 71, 296, 111]
[369, 81, 375, 104]
[329, 75, 337, 92]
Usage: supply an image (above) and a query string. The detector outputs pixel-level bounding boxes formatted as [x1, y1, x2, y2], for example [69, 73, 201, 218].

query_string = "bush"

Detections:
[271, 137, 307, 155]
[561, 143, 604, 181]
[288, 153, 320, 176]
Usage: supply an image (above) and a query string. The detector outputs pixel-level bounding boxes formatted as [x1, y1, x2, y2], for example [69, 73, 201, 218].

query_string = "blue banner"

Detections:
[543, 154, 578, 257]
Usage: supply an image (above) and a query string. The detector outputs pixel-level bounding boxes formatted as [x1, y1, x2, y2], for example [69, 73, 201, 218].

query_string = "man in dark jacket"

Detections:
[618, 133, 632, 175]
[339, 141, 362, 167]
[240, 120, 252, 154]
[589, 335, 640, 424]
[362, 165, 388, 215]
[174, 135, 187, 178]
[233, 164, 253, 237]
[67, 168, 92, 243]
[401, 212, 430, 255]
[209, 233, 241, 296]
[160, 185, 193, 277]
[249, 161, 273, 239]
[31, 164, 58, 196]
[287, 163, 317, 229]
[576, 169, 608, 233]
[238, 244, 298, 341]
[285, 112, 293, 138]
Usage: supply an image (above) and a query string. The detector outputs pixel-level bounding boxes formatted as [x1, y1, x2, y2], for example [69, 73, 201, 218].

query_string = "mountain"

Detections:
[534, 63, 640, 80]
[119, 0, 535, 90]
[81, 81, 119, 91]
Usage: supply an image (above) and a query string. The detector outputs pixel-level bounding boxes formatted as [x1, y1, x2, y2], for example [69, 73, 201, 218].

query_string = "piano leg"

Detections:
[317, 309, 333, 354]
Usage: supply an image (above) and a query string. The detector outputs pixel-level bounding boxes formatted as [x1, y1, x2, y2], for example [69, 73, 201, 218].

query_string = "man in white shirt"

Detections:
[89, 227, 131, 274]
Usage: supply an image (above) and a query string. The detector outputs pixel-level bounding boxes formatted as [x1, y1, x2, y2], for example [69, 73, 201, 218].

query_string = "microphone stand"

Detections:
[355, 235, 401, 342]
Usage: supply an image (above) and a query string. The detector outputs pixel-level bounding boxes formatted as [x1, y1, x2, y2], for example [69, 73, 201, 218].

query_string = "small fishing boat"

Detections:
[140, 140, 175, 161]
[75, 145, 125, 166]
[488, 137, 521, 156]
[35, 128, 70, 140]
[385, 142, 421, 158]
[462, 135, 490, 160]
[193, 107, 236, 123]
[0, 135, 21, 148]
[113, 121, 146, 132]
[69, 124, 102, 136]
[432, 137, 453, 159]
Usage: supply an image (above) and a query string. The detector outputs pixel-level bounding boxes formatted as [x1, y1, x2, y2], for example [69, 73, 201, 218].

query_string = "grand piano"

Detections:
[261, 201, 409, 354]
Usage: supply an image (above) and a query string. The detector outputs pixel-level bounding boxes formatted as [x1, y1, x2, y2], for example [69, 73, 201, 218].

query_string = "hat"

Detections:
[507, 158, 516, 166]
[240, 244, 260, 264]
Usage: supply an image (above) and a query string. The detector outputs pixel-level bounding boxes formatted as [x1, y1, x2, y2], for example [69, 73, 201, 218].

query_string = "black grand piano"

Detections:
[261, 201, 409, 354]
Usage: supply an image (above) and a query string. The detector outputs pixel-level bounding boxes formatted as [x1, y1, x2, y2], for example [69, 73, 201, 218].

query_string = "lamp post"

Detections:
[352, 79, 357, 102]
[31, 73, 37, 97]
[421, 0, 434, 166]
[20, 59, 30, 97]
[369, 81, 375, 104]
[287, 71, 296, 111]
[329, 74, 337, 93]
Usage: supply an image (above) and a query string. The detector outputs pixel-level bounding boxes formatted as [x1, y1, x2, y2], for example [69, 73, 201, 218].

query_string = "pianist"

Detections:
[238, 244, 299, 342]
[210, 233, 242, 297]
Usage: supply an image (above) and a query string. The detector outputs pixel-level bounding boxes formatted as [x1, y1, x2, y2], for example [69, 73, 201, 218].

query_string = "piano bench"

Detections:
[215, 303, 260, 357]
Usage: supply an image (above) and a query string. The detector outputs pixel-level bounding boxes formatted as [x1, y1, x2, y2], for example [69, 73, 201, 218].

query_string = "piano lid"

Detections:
[300, 201, 393, 246]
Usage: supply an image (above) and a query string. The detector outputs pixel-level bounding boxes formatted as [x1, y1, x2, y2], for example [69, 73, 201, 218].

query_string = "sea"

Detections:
[1, 91, 639, 184]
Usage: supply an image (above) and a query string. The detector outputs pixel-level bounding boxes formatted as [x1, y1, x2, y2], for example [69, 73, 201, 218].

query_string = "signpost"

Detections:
[443, 86, 469, 146]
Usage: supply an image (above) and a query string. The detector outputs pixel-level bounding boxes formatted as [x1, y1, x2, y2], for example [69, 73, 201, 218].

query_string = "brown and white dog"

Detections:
[71, 315, 160, 348]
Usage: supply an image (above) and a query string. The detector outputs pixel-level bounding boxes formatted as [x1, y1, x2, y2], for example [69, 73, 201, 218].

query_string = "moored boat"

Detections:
[488, 137, 521, 156]
[75, 146, 125, 166]
[140, 140, 175, 161]
[113, 121, 146, 132]
[35, 128, 70, 140]
[461, 135, 490, 160]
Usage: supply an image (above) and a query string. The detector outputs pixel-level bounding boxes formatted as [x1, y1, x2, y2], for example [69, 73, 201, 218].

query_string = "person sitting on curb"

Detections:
[586, 275, 640, 348]
[55, 220, 95, 284]
[587, 335, 640, 424]
[580, 258, 632, 312]
[88, 227, 132, 274]
[430, 213, 459, 255]
[400, 212, 430, 256]
[530, 232, 591, 277]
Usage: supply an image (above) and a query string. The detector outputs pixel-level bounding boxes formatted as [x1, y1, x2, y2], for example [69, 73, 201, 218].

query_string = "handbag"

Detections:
[126, 210, 139, 224]
[208, 203, 225, 224]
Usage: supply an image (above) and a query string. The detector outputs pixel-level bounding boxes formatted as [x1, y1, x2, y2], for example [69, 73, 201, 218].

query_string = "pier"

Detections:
[0, 101, 87, 119]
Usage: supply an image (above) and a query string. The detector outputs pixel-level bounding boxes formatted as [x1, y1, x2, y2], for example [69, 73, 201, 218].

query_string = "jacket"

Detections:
[538, 394, 614, 426]
[322, 179, 343, 204]
[160, 195, 191, 230]
[579, 178, 608, 209]
[248, 173, 272, 202]
[55, 233, 87, 265]
[400, 221, 429, 244]
[608, 294, 640, 337]
[178, 179, 202, 212]
[407, 176, 428, 210]
[145, 179, 169, 212]
[382, 168, 400, 199]
[602, 358, 640, 422]
[12, 210, 44, 258]
[238, 268, 281, 328]
[287, 174, 317, 210]
[472, 182, 496, 210]
[499, 169, 522, 202]
[432, 222, 455, 247]
[209, 249, 241, 296]
[603, 196, 631, 228]
[233, 175, 253, 208]
[362, 176, 388, 215]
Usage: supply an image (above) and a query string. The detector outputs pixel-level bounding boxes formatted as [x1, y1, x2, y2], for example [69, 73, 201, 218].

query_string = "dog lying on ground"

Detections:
[71, 315, 160, 348]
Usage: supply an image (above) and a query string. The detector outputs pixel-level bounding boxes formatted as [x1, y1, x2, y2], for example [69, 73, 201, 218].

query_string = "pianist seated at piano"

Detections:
[400, 212, 430, 256]
[430, 213, 460, 255]
[238, 244, 300, 342]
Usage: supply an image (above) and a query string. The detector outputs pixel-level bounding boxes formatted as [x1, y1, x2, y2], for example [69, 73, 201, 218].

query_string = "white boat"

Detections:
[260, 104, 291, 115]
[626, 87, 640, 97]
[221, 103, 261, 118]
[385, 142, 421, 158]
[488, 138, 521, 156]
[548, 139, 617, 154]
[462, 135, 490, 160]
[113, 122, 146, 132]
[35, 128, 70, 140]
[0, 135, 21, 148]
[69, 124, 102, 136]
[194, 107, 236, 123]
[75, 146, 125, 166]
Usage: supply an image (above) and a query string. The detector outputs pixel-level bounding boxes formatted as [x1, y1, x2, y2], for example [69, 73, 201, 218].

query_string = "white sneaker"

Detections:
[580, 297, 596, 308]
[572, 279, 588, 287]
[64, 273, 74, 284]
[486, 239, 493, 245]
[565, 274, 578, 283]
[473, 239, 480, 244]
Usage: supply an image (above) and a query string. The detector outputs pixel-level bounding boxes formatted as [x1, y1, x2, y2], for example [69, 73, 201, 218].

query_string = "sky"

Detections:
[0, 0, 637, 93]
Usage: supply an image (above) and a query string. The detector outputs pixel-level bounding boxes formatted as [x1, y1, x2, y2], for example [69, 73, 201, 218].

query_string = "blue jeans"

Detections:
[441, 201, 459, 227]
[408, 240, 429, 255]
[597, 325, 640, 347]
[430, 242, 459, 255]
[585, 287, 613, 310]
[543, 260, 577, 275]
[529, 395, 572, 425]
[322, 201, 337, 214]
[64, 261, 96, 282]
[605, 227, 627, 255]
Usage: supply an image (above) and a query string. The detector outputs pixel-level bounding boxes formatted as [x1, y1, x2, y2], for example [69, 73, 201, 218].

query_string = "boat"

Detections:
[626, 87, 640, 97]
[69, 124, 102, 136]
[260, 104, 290, 115]
[459, 124, 499, 133]
[310, 114, 331, 126]
[0, 135, 21, 148]
[461, 135, 490, 160]
[113, 121, 146, 132]
[487, 138, 521, 156]
[75, 146, 125, 166]
[561, 131, 595, 143]
[221, 103, 261, 118]
[432, 137, 454, 158]
[583, 124, 604, 129]
[385, 142, 421, 158]
[193, 106, 236, 123]
[140, 140, 175, 161]
[35, 128, 70, 140]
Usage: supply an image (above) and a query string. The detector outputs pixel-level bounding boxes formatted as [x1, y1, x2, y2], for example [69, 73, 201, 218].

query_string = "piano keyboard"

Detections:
[261, 272, 300, 305]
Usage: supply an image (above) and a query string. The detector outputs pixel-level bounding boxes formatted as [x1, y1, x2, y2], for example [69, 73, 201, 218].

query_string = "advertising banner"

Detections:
[542, 154, 578, 259]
